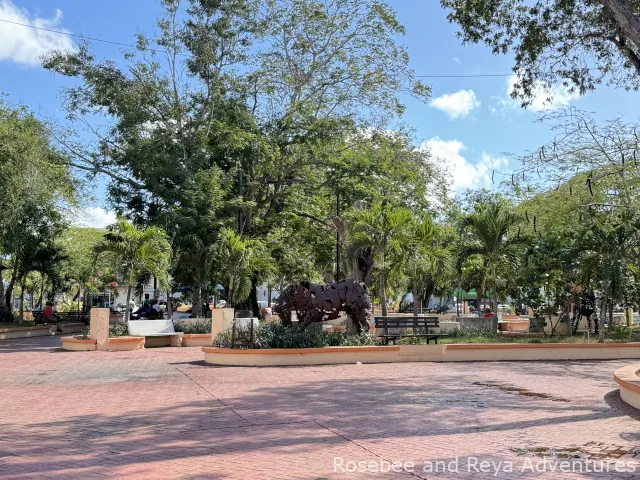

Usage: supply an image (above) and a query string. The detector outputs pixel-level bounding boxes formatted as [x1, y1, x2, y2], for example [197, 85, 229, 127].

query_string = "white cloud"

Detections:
[421, 137, 508, 192]
[504, 74, 579, 112]
[453, 57, 461, 65]
[0, 0, 75, 66]
[72, 207, 117, 229]
[431, 89, 480, 119]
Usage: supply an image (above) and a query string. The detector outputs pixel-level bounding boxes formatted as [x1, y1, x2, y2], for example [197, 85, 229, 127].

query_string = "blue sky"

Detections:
[2, 0, 640, 226]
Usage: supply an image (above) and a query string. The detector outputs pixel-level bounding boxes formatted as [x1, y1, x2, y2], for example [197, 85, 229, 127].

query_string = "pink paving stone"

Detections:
[1, 335, 640, 479]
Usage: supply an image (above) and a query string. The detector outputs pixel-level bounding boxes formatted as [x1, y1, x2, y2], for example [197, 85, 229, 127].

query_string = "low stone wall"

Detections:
[458, 316, 498, 332]
[0, 325, 55, 340]
[614, 365, 640, 410]
[62, 336, 145, 351]
[203, 342, 640, 366]
[181, 334, 212, 347]
[61, 337, 96, 351]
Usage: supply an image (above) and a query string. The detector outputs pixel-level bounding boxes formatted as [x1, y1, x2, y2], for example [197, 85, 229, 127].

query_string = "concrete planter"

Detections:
[614, 365, 640, 410]
[0, 325, 55, 340]
[203, 342, 640, 366]
[459, 316, 498, 332]
[100, 336, 145, 351]
[181, 334, 212, 347]
[61, 337, 96, 351]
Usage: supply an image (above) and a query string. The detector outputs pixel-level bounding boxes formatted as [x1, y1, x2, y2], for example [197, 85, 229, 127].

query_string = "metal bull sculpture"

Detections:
[274, 279, 372, 333]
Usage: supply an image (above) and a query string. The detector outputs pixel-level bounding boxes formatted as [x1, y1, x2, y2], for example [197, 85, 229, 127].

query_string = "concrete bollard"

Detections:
[211, 308, 234, 342]
[90, 308, 110, 351]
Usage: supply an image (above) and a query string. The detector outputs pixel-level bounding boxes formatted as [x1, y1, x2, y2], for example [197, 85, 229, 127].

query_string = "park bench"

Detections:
[375, 316, 448, 345]
[33, 310, 88, 326]
[127, 319, 183, 347]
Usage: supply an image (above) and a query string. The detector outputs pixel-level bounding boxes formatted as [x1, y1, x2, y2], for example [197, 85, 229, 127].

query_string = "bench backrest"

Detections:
[374, 316, 439, 329]
[128, 319, 176, 336]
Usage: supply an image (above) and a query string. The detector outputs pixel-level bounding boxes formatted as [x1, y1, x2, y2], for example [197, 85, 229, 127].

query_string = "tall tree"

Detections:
[43, 0, 430, 313]
[0, 98, 76, 321]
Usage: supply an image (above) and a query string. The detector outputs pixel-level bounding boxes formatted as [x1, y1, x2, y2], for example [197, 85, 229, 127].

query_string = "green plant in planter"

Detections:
[109, 322, 129, 337]
[213, 323, 379, 349]
[173, 319, 211, 334]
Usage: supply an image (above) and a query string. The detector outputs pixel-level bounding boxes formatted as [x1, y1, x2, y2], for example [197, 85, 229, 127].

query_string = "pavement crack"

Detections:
[172, 364, 250, 424]
[313, 420, 428, 479]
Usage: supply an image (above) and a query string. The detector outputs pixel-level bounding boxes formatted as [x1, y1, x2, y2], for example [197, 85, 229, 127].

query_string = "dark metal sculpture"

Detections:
[274, 279, 372, 333]
[571, 292, 597, 334]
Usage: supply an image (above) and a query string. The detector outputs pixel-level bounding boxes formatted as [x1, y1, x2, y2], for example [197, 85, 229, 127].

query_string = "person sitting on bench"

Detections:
[42, 302, 61, 330]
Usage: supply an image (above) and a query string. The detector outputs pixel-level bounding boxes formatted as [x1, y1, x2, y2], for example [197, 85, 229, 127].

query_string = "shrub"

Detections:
[109, 322, 129, 337]
[606, 324, 633, 340]
[173, 319, 211, 334]
[213, 323, 379, 349]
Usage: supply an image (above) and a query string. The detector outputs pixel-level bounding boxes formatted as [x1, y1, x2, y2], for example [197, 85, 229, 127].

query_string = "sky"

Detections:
[2, 0, 640, 228]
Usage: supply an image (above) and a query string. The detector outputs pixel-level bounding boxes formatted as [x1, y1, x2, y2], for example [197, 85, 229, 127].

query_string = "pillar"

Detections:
[90, 308, 110, 351]
[211, 308, 234, 342]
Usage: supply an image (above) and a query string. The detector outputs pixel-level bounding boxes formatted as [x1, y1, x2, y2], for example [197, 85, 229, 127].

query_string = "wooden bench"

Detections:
[33, 310, 88, 325]
[375, 316, 448, 345]
[127, 319, 183, 347]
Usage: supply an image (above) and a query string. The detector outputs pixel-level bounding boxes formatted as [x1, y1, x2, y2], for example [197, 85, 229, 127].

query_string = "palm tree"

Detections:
[349, 202, 412, 316]
[95, 218, 171, 322]
[405, 215, 453, 316]
[209, 229, 272, 308]
[463, 202, 520, 316]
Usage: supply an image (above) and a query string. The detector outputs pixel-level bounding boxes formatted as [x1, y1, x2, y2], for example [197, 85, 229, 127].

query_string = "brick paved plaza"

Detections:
[1, 336, 640, 479]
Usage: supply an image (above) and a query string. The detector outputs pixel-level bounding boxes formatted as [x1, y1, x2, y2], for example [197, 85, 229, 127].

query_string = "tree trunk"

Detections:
[167, 288, 173, 318]
[598, 293, 607, 343]
[5, 267, 17, 309]
[192, 280, 202, 318]
[38, 276, 44, 308]
[478, 289, 484, 318]
[380, 273, 388, 317]
[601, 0, 640, 60]
[125, 276, 133, 323]
[0, 270, 5, 309]
[412, 279, 419, 317]
[267, 286, 272, 307]
[19, 279, 25, 323]
[250, 277, 260, 318]
[492, 264, 498, 316]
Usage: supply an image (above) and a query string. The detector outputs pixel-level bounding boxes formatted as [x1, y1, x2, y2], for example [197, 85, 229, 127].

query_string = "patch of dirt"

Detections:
[512, 443, 634, 459]
[473, 381, 570, 402]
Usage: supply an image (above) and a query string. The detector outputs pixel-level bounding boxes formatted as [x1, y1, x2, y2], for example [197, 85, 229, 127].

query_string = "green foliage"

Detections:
[95, 218, 171, 321]
[109, 322, 129, 337]
[213, 323, 378, 349]
[0, 98, 76, 321]
[441, 0, 640, 107]
[606, 324, 633, 341]
[173, 319, 211, 334]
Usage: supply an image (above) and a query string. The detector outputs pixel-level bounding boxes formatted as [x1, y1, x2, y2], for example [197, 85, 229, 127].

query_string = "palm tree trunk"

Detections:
[492, 264, 498, 316]
[412, 279, 419, 317]
[125, 270, 133, 323]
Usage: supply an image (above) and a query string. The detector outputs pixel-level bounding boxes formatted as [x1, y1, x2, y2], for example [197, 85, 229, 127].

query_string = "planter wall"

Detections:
[203, 342, 640, 366]
[614, 365, 640, 411]
[459, 316, 498, 332]
[180, 334, 212, 347]
[99, 336, 145, 351]
[61, 337, 96, 351]
[0, 325, 55, 340]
